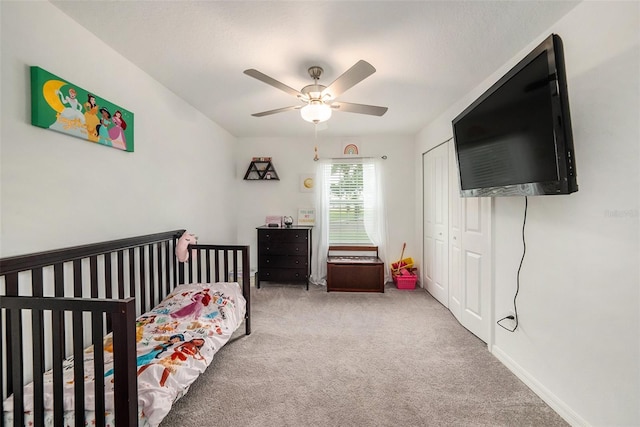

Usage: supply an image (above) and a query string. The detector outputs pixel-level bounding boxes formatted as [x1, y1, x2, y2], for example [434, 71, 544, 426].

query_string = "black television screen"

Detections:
[452, 34, 577, 197]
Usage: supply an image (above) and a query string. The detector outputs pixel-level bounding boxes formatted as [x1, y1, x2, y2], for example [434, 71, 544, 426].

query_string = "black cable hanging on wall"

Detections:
[497, 196, 528, 332]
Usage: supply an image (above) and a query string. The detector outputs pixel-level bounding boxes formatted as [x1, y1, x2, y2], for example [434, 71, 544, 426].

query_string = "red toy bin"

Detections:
[393, 272, 417, 289]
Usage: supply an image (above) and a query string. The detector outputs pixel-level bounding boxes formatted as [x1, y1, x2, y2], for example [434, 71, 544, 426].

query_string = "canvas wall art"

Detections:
[30, 66, 134, 152]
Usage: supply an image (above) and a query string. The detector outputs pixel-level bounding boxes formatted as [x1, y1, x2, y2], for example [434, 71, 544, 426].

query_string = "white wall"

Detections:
[235, 135, 416, 276]
[415, 2, 639, 426]
[0, 1, 239, 256]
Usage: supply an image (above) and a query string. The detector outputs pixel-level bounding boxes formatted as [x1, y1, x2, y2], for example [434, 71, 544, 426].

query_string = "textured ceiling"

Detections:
[51, 1, 579, 138]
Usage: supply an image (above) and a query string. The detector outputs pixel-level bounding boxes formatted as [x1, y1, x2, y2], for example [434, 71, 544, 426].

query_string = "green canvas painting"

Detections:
[31, 66, 134, 152]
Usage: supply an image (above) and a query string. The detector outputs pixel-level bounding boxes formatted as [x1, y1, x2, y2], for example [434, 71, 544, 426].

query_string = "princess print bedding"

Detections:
[3, 281, 246, 427]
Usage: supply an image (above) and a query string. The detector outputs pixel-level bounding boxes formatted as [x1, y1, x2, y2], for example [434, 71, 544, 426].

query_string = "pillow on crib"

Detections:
[176, 232, 197, 262]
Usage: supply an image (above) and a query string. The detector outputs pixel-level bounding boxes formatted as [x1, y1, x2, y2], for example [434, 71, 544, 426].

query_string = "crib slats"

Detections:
[157, 243, 163, 306]
[205, 250, 211, 283]
[105, 253, 113, 333]
[187, 244, 252, 335]
[90, 255, 98, 299]
[32, 308, 45, 427]
[223, 250, 230, 281]
[72, 253, 90, 424]
[4, 272, 18, 399]
[118, 250, 125, 298]
[73, 310, 85, 426]
[129, 247, 136, 298]
[240, 246, 252, 335]
[141, 246, 148, 312]
[111, 299, 137, 426]
[178, 260, 185, 285]
[0, 230, 186, 425]
[0, 232, 254, 426]
[32, 266, 45, 427]
[9, 308, 24, 427]
[54, 263, 64, 298]
[2, 296, 139, 427]
[214, 250, 220, 282]
[164, 241, 170, 297]
[232, 251, 239, 282]
[73, 259, 82, 296]
[92, 312, 106, 427]
[52, 308, 65, 426]
[196, 248, 202, 283]
[149, 243, 156, 308]
[172, 236, 178, 286]
[105, 253, 112, 299]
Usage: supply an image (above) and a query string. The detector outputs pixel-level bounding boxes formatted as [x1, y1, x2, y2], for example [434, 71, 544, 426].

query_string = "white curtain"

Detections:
[310, 159, 330, 285]
[311, 158, 390, 285]
[363, 158, 390, 283]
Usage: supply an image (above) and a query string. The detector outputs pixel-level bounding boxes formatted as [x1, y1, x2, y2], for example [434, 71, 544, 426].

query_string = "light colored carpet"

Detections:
[160, 283, 568, 427]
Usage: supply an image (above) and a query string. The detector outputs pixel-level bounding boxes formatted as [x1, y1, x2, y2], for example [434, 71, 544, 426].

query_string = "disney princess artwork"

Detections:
[170, 289, 212, 319]
[30, 66, 134, 152]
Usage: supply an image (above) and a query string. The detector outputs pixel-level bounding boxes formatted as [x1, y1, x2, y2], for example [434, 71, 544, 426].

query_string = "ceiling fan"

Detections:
[244, 60, 388, 124]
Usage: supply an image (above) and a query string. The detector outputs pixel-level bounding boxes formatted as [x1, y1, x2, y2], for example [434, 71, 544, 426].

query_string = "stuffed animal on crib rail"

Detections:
[176, 232, 197, 262]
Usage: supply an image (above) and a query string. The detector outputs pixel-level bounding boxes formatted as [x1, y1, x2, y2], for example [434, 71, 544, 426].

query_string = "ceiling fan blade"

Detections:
[331, 101, 388, 116]
[251, 105, 301, 117]
[244, 69, 303, 98]
[322, 60, 376, 99]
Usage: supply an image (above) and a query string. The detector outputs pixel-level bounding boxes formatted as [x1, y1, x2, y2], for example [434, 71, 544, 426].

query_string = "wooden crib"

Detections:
[0, 230, 251, 427]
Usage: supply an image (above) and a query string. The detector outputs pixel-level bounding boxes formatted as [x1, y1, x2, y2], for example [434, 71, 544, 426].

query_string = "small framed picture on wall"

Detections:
[297, 208, 315, 226]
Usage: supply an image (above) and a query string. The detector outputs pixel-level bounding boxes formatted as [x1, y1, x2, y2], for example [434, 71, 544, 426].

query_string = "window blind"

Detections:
[323, 162, 374, 245]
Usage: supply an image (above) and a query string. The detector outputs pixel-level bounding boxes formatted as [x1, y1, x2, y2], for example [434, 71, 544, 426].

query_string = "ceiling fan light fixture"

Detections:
[300, 101, 332, 124]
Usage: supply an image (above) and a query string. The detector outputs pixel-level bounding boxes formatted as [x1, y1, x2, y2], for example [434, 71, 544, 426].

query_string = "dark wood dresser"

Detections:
[256, 226, 312, 290]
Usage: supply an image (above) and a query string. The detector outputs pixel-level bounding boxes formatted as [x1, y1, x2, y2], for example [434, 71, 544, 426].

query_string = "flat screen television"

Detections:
[452, 34, 577, 197]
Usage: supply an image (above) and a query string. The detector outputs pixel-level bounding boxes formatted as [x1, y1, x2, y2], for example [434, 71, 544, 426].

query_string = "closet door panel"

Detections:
[448, 141, 462, 320]
[463, 250, 482, 317]
[423, 143, 449, 306]
[460, 197, 492, 342]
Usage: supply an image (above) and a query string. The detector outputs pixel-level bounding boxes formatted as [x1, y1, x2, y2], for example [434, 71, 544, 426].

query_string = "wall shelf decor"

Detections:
[244, 157, 279, 180]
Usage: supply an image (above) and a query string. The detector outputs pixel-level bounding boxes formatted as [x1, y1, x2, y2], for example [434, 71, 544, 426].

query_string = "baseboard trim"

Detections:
[491, 345, 590, 427]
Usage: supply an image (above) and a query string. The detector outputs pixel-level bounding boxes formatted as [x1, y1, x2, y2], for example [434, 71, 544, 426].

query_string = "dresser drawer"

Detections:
[259, 255, 308, 269]
[258, 242, 308, 256]
[258, 268, 308, 282]
[258, 229, 309, 243]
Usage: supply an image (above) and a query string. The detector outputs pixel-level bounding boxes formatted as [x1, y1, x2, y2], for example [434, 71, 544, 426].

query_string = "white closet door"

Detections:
[459, 196, 492, 342]
[448, 142, 462, 321]
[424, 140, 493, 343]
[423, 143, 449, 307]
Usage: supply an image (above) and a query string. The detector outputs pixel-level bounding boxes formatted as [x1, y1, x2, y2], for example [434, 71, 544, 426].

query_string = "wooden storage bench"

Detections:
[327, 245, 384, 293]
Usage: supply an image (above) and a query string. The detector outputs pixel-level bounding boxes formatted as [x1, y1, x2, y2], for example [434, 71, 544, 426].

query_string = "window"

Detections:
[322, 161, 374, 245]
[312, 157, 388, 284]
